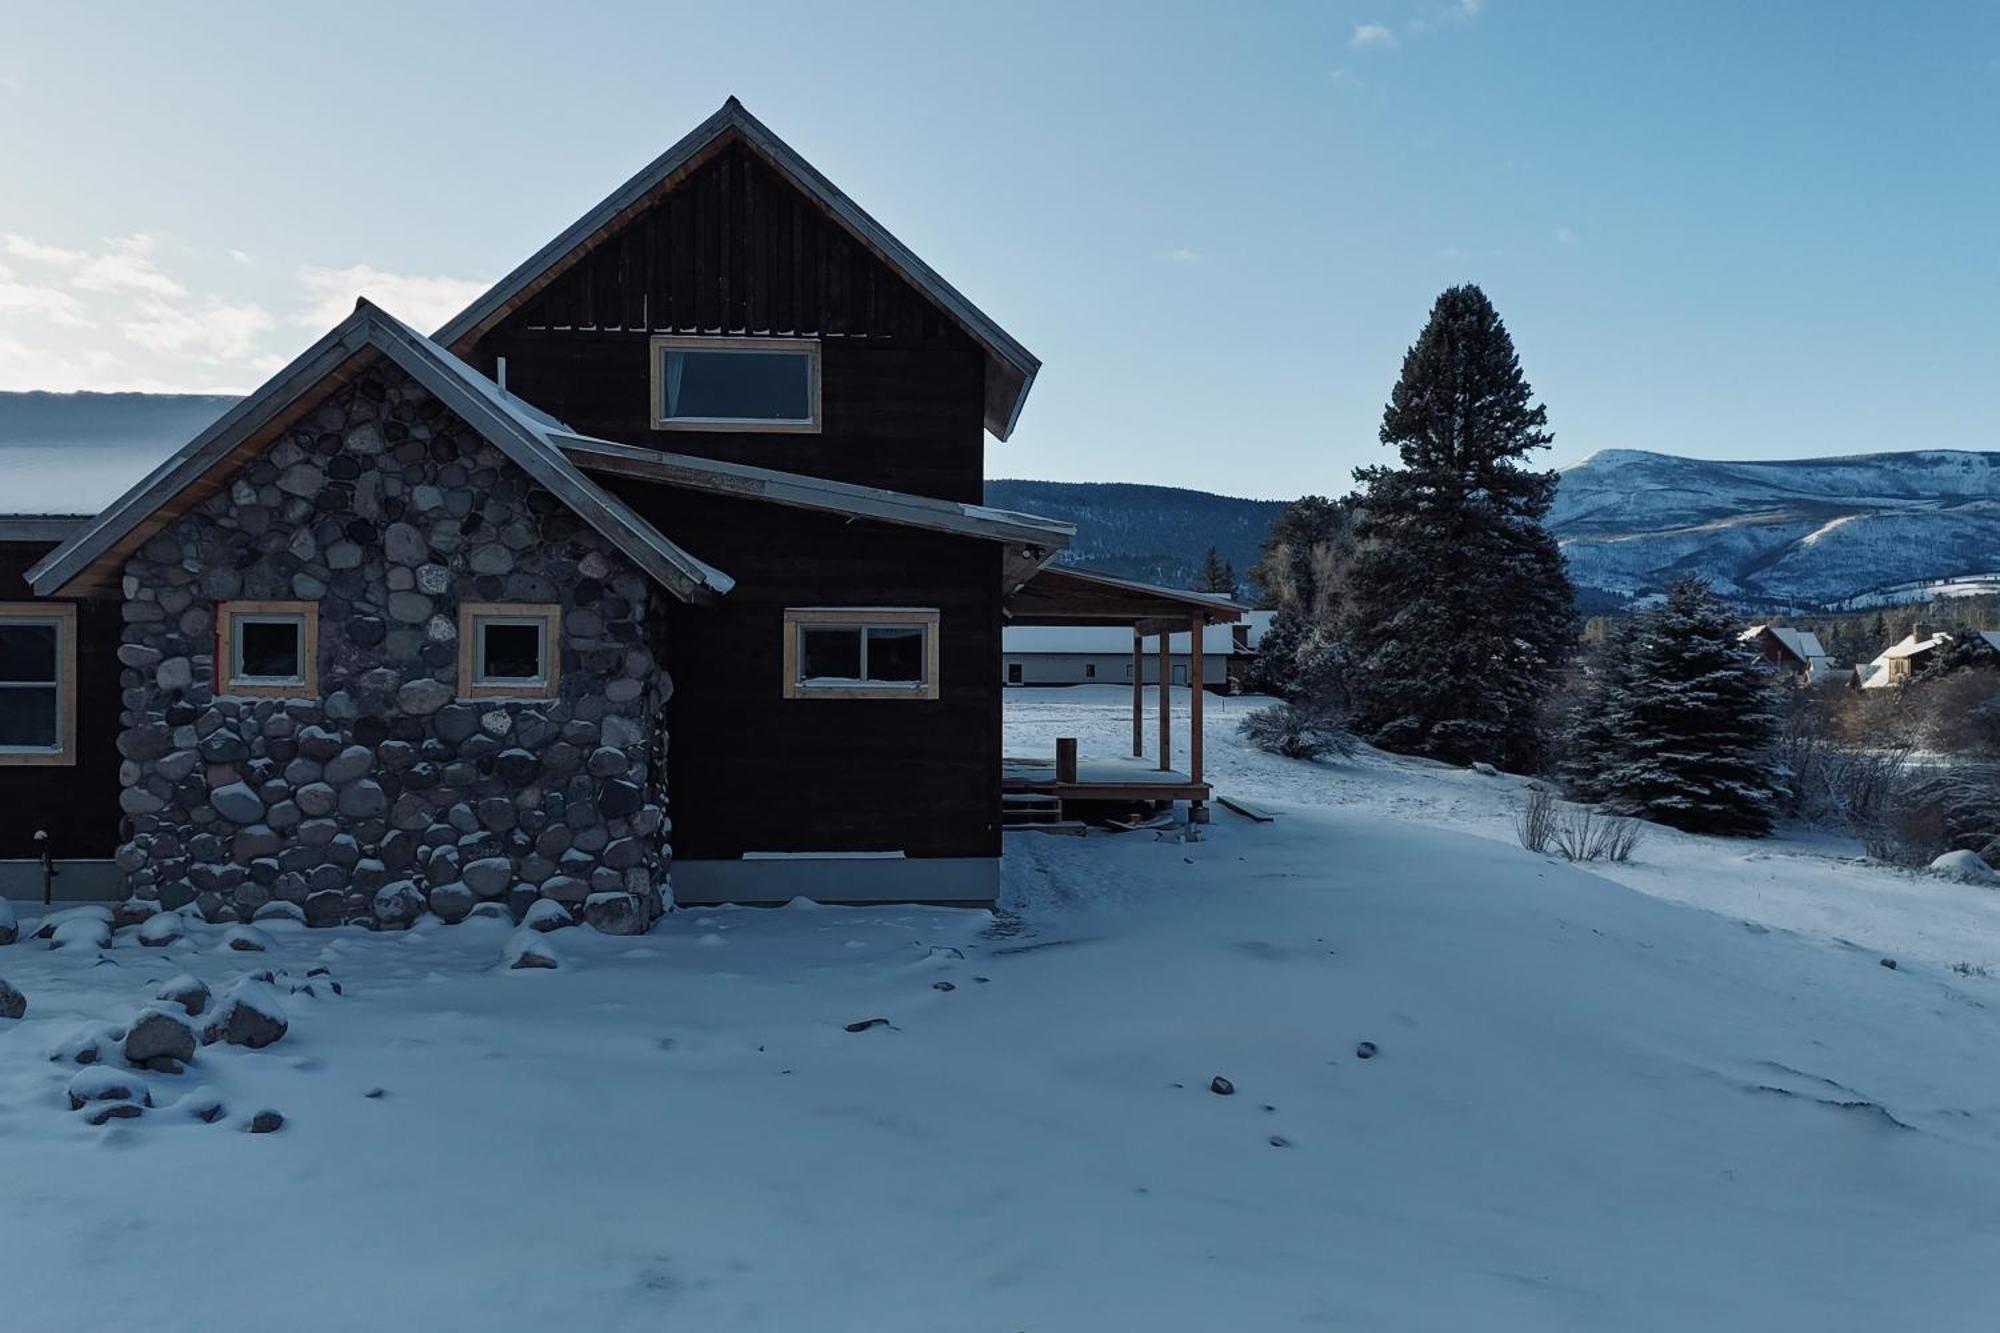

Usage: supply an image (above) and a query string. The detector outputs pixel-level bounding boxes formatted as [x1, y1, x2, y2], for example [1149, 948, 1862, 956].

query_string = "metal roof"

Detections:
[432, 97, 1041, 441]
[25, 301, 734, 603]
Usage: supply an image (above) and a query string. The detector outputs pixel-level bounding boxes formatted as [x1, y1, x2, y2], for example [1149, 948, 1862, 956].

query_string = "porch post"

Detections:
[1189, 615, 1204, 785]
[1158, 629, 1171, 772]
[1131, 626, 1144, 758]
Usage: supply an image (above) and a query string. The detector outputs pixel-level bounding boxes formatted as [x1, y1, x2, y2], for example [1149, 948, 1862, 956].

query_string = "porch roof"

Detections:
[1005, 566, 1246, 628]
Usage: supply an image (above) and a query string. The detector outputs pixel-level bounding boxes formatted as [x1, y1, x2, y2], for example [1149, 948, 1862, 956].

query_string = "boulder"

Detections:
[247, 1109, 285, 1134]
[427, 883, 475, 924]
[252, 900, 307, 926]
[0, 977, 24, 1019]
[521, 899, 573, 933]
[1930, 850, 1998, 884]
[304, 889, 348, 928]
[156, 973, 211, 1016]
[123, 1007, 197, 1065]
[67, 1066, 151, 1112]
[503, 929, 559, 971]
[321, 745, 375, 785]
[461, 856, 514, 898]
[0, 897, 15, 946]
[50, 916, 112, 951]
[222, 924, 275, 953]
[205, 981, 289, 1049]
[372, 880, 427, 927]
[582, 892, 647, 936]
[137, 912, 186, 947]
[111, 897, 159, 929]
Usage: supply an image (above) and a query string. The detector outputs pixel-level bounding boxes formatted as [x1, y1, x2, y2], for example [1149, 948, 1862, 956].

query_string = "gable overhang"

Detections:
[432, 97, 1041, 441]
[1005, 566, 1247, 629]
[555, 435, 1072, 595]
[26, 302, 732, 604]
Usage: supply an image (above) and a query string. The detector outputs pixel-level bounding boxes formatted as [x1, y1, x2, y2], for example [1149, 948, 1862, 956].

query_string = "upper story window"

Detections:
[783, 608, 939, 701]
[0, 603, 76, 765]
[651, 336, 820, 434]
[218, 601, 318, 698]
[458, 603, 562, 701]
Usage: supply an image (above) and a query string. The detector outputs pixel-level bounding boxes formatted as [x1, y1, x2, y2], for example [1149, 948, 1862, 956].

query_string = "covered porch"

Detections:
[1001, 567, 1243, 821]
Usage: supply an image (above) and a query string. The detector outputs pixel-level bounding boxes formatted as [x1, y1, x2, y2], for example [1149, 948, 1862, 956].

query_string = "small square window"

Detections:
[217, 602, 318, 698]
[784, 609, 938, 700]
[458, 604, 562, 700]
[0, 604, 74, 764]
[652, 336, 820, 433]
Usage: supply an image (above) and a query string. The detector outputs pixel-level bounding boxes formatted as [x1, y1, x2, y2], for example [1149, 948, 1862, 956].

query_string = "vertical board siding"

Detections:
[0, 540, 123, 861]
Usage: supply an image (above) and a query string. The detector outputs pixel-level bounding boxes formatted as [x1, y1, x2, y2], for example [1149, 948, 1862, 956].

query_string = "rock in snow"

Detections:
[0, 977, 25, 1020]
[204, 981, 289, 1049]
[66, 1066, 151, 1112]
[521, 899, 574, 933]
[0, 897, 15, 946]
[137, 912, 186, 947]
[247, 1109, 285, 1134]
[156, 974, 211, 1016]
[222, 925, 276, 953]
[49, 916, 112, 952]
[1929, 850, 1998, 884]
[503, 928, 560, 970]
[123, 1007, 197, 1065]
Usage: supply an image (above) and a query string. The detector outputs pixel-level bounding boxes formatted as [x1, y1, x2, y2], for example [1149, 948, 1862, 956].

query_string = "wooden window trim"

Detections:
[650, 334, 822, 434]
[782, 607, 940, 701]
[216, 600, 318, 699]
[457, 603, 563, 701]
[0, 602, 77, 767]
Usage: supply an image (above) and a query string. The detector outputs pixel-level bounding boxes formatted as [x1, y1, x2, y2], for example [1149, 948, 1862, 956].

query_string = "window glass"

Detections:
[865, 626, 925, 683]
[481, 622, 544, 681]
[0, 685, 57, 748]
[662, 347, 812, 422]
[0, 622, 56, 683]
[237, 619, 303, 680]
[800, 627, 863, 681]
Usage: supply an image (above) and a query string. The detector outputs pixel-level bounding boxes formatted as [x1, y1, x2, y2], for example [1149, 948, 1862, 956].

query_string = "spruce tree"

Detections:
[1591, 578, 1780, 836]
[1556, 614, 1638, 803]
[1341, 284, 1578, 769]
[1197, 546, 1236, 595]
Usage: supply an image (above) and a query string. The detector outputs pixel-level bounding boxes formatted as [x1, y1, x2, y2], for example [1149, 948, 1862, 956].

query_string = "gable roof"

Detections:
[26, 301, 733, 603]
[551, 435, 1071, 594]
[431, 97, 1040, 441]
[1742, 624, 1827, 663]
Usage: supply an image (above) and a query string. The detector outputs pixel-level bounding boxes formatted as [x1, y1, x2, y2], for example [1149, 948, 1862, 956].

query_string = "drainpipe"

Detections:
[33, 829, 57, 906]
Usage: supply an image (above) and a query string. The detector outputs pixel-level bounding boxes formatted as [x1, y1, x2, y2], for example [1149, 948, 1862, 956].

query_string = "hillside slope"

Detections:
[1552, 448, 2000, 608]
[984, 480, 1284, 588]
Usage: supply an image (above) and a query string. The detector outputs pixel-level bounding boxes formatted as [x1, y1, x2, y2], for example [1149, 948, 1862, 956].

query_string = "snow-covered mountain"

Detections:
[1552, 448, 2000, 609]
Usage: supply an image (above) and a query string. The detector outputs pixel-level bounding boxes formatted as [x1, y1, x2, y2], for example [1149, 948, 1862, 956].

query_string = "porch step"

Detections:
[1005, 820, 1089, 837]
[1002, 793, 1065, 828]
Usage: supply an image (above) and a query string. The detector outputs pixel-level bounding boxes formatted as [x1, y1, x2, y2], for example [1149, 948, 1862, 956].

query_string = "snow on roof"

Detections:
[0, 441, 176, 516]
[1876, 632, 1950, 661]
[1005, 618, 1263, 656]
[1741, 624, 1828, 663]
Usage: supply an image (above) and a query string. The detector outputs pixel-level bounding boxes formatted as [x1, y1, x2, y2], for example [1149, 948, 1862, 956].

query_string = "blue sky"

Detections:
[1, 1, 1994, 497]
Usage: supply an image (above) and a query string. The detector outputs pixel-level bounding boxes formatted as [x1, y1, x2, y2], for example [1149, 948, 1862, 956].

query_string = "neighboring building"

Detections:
[1857, 623, 1951, 688]
[1003, 607, 1270, 690]
[2, 99, 1234, 920]
[1739, 624, 1834, 681]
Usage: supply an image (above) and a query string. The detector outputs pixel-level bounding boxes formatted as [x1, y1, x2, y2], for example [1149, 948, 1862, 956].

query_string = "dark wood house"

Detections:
[3, 98, 1230, 923]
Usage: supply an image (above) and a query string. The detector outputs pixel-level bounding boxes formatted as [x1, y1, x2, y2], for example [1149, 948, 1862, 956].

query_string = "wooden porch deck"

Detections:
[1002, 754, 1211, 804]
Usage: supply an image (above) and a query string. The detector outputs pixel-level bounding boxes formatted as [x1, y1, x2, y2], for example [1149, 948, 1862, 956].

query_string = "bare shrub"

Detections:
[1517, 789, 1643, 863]
[1775, 681, 1913, 832]
[1868, 764, 2000, 866]
[1516, 787, 1558, 854]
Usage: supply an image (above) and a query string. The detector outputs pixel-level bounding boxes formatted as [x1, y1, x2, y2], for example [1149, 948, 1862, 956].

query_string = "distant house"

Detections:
[1739, 625, 1833, 681]
[1004, 606, 1271, 690]
[1857, 624, 1955, 688]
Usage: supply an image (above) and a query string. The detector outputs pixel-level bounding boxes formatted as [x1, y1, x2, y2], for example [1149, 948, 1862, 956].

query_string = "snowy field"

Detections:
[4, 687, 2000, 1330]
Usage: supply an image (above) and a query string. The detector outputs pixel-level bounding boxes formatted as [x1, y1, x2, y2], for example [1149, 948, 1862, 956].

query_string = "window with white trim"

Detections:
[783, 608, 939, 700]
[218, 601, 317, 697]
[0, 603, 75, 765]
[651, 336, 820, 432]
[458, 603, 562, 700]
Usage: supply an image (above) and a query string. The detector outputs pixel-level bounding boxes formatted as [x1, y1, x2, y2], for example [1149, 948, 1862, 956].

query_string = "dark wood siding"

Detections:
[474, 140, 988, 503]
[0, 540, 123, 861]
[611, 484, 1003, 863]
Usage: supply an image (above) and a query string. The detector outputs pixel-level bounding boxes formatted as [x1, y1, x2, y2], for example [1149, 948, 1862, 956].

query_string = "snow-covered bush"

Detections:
[1240, 702, 1353, 761]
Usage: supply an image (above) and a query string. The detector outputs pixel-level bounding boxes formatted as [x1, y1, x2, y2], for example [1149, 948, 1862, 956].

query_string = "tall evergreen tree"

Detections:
[1340, 284, 1578, 769]
[1589, 578, 1780, 836]
[1556, 614, 1638, 803]
[1245, 495, 1357, 698]
[1196, 546, 1236, 595]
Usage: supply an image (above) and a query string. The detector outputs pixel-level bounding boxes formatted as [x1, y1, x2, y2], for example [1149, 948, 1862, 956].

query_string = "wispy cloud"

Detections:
[295, 263, 488, 332]
[1329, 66, 1367, 91]
[1350, 22, 1399, 50]
[120, 297, 275, 362]
[1555, 226, 1580, 247]
[227, 248, 255, 265]
[0, 263, 92, 327]
[1161, 247, 1202, 264]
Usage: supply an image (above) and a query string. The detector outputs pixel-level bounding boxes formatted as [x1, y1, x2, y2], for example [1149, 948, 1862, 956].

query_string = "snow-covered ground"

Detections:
[4, 687, 2000, 1330]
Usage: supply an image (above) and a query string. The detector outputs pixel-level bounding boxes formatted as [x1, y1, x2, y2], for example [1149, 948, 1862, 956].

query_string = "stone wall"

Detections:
[112, 363, 671, 933]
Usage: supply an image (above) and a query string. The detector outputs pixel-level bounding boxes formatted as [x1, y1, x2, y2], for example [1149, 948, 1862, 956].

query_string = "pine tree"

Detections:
[1196, 546, 1236, 595]
[1556, 614, 1638, 803]
[1340, 284, 1578, 769]
[1589, 578, 1780, 836]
